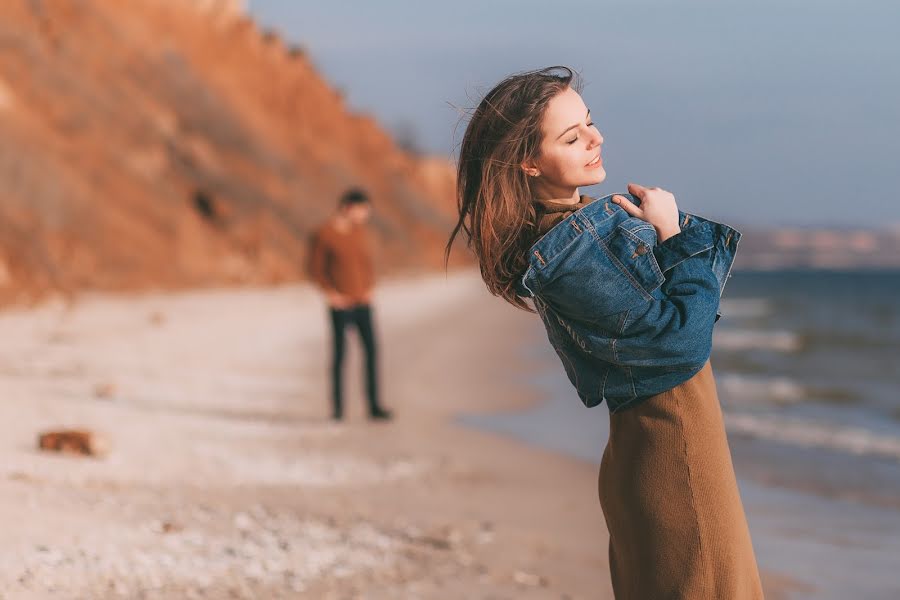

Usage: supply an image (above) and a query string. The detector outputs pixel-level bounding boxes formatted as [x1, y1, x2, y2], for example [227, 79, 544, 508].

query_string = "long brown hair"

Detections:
[445, 65, 583, 313]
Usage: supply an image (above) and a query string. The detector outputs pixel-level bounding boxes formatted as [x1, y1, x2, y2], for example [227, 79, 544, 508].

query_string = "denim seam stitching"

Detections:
[609, 389, 645, 413]
[520, 266, 537, 297]
[531, 229, 583, 272]
[528, 194, 619, 253]
[718, 229, 741, 298]
[598, 240, 653, 302]
[576, 213, 654, 303]
[599, 366, 610, 405]
[618, 227, 665, 286]
[655, 234, 716, 274]
[611, 309, 629, 363]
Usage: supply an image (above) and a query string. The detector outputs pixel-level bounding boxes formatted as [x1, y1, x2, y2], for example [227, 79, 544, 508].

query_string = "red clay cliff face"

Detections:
[0, 0, 468, 306]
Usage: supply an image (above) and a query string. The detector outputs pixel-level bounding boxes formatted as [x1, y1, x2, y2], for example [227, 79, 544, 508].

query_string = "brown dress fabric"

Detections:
[599, 359, 765, 599]
[529, 195, 765, 599]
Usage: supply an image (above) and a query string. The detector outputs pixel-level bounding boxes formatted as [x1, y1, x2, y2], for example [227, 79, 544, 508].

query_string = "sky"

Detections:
[246, 1, 899, 229]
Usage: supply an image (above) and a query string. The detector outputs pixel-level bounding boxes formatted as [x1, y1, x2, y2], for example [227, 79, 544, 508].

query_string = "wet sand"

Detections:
[0, 269, 798, 598]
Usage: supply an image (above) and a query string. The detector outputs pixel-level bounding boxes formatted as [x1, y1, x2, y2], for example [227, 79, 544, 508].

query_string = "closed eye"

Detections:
[566, 121, 595, 144]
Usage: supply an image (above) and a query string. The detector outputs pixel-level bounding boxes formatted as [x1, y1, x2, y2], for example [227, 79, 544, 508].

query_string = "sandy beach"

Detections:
[0, 268, 799, 599]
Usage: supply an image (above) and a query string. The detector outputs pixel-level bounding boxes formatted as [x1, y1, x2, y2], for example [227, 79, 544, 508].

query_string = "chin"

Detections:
[580, 166, 606, 186]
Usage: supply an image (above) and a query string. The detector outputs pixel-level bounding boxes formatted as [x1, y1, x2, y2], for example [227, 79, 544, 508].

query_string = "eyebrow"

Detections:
[556, 108, 591, 140]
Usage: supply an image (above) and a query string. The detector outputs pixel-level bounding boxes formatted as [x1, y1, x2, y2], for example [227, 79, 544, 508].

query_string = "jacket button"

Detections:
[635, 243, 648, 255]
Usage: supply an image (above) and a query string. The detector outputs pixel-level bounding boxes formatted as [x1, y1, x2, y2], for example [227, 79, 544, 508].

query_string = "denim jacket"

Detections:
[515, 192, 742, 414]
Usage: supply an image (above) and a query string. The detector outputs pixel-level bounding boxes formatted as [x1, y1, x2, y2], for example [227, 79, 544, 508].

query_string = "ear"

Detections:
[520, 160, 540, 178]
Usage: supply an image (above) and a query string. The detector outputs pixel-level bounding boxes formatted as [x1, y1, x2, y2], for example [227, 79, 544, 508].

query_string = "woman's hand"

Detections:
[612, 183, 682, 242]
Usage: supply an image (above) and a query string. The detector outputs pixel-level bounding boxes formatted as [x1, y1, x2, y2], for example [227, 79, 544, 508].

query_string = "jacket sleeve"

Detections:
[307, 230, 335, 292]
[611, 221, 727, 370]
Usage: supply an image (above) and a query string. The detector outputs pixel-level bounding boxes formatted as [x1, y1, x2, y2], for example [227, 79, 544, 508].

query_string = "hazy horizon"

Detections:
[247, 1, 899, 229]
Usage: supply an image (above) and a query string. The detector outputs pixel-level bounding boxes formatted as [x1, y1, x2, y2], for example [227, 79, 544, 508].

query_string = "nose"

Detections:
[589, 129, 603, 147]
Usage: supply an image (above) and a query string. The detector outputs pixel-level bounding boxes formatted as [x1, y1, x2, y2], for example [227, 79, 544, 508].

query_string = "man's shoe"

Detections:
[369, 408, 393, 421]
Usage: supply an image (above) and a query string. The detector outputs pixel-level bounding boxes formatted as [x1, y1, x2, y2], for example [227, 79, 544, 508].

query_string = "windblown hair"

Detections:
[445, 66, 583, 313]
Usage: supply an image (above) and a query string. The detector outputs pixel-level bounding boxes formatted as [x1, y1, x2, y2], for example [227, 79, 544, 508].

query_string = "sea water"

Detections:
[460, 269, 900, 599]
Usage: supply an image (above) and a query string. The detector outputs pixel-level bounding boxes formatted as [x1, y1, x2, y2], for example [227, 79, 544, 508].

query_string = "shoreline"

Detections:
[0, 268, 800, 598]
[458, 284, 900, 600]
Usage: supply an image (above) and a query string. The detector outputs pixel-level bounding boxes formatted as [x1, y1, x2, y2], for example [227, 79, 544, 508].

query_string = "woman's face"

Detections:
[522, 86, 605, 196]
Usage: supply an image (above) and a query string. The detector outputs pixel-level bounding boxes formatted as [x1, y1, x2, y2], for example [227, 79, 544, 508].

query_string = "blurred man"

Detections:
[308, 188, 391, 421]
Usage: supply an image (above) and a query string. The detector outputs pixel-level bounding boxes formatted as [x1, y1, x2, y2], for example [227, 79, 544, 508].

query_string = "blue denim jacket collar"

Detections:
[516, 192, 738, 301]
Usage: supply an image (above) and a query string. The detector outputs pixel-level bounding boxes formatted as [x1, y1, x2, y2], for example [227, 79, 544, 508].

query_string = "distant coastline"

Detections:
[730, 225, 900, 270]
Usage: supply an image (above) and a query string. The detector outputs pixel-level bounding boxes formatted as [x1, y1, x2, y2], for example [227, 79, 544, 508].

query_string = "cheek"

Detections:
[552, 148, 585, 178]
[541, 148, 569, 176]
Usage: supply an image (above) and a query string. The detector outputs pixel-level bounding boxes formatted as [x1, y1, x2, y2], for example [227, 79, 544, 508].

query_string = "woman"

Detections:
[445, 65, 765, 599]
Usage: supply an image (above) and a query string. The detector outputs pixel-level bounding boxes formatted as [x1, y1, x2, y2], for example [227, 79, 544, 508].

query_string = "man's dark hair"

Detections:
[339, 187, 370, 207]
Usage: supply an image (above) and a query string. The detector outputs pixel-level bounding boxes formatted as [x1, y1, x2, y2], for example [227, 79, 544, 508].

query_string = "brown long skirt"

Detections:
[598, 359, 765, 599]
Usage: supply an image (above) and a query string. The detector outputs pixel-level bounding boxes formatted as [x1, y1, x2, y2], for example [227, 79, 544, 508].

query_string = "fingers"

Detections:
[627, 182, 663, 196]
[626, 182, 647, 197]
[611, 194, 642, 217]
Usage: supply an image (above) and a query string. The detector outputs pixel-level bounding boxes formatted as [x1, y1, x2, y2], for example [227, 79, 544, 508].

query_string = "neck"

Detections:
[532, 184, 581, 205]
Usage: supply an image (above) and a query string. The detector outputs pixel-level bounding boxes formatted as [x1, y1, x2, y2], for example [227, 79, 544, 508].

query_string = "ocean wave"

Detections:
[718, 373, 806, 405]
[796, 329, 898, 351]
[719, 298, 771, 319]
[714, 328, 802, 352]
[724, 413, 900, 462]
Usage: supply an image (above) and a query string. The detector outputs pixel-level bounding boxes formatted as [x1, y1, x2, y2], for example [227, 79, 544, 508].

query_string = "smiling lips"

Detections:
[586, 154, 603, 168]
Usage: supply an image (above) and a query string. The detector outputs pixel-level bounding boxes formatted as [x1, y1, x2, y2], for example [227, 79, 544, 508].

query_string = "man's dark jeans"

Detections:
[328, 303, 380, 419]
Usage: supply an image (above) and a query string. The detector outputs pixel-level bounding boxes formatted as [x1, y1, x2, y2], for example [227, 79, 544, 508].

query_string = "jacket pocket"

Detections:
[602, 221, 666, 299]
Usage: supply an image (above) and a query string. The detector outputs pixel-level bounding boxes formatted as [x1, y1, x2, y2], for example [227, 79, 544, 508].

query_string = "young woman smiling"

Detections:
[446, 66, 765, 599]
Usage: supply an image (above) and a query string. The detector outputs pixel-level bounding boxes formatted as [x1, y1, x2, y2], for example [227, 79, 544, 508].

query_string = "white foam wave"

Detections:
[714, 328, 801, 352]
[718, 373, 806, 405]
[724, 413, 900, 461]
[719, 297, 772, 319]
